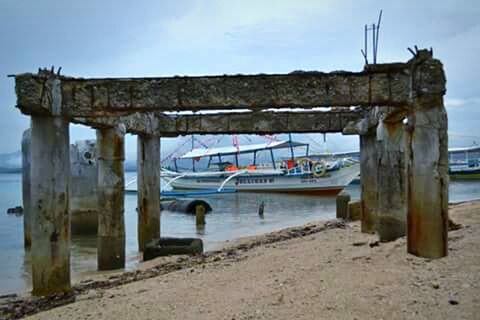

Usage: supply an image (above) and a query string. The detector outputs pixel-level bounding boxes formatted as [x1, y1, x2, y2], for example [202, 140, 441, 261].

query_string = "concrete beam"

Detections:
[15, 61, 419, 117]
[97, 124, 126, 270]
[14, 51, 447, 119]
[166, 110, 364, 135]
[137, 134, 161, 252]
[72, 110, 364, 136]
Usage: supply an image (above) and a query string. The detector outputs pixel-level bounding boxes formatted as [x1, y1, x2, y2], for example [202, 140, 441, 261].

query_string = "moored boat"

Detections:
[162, 140, 360, 195]
[449, 145, 480, 180]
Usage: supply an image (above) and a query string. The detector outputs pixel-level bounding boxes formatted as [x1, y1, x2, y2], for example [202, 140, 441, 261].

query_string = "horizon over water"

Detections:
[0, 172, 479, 295]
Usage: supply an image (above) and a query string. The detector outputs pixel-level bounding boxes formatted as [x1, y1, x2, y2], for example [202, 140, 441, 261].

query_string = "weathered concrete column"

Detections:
[70, 140, 98, 235]
[376, 120, 407, 241]
[21, 128, 31, 248]
[137, 134, 161, 252]
[97, 125, 126, 270]
[30, 116, 70, 295]
[359, 133, 378, 233]
[407, 99, 449, 258]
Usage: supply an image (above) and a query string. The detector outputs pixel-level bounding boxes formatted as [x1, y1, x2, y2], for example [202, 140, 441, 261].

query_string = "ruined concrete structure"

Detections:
[14, 49, 448, 295]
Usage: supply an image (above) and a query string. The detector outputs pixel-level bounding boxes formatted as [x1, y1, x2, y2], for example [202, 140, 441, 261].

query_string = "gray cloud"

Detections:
[0, 0, 479, 155]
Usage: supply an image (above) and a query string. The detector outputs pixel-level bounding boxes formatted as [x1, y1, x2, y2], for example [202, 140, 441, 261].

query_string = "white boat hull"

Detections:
[166, 164, 360, 194]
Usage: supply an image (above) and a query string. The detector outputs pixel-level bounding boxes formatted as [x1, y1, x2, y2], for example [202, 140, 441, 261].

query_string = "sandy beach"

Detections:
[1, 200, 478, 319]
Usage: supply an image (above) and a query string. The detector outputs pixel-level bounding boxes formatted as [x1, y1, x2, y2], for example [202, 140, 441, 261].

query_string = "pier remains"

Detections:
[13, 49, 448, 295]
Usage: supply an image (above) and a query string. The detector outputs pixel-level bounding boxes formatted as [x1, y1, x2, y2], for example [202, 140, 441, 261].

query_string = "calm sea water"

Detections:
[0, 172, 478, 295]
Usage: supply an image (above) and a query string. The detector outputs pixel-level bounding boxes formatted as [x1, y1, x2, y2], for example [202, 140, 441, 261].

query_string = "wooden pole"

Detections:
[195, 205, 206, 226]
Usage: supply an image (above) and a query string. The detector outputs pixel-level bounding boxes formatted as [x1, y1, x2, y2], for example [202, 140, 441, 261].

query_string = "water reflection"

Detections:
[196, 224, 206, 236]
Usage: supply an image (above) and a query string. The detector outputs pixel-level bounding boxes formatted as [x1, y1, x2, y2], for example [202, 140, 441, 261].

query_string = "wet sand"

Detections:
[3, 200, 479, 319]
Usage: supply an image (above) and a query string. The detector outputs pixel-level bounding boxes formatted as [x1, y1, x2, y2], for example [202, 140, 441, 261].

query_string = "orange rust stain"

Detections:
[385, 121, 402, 136]
[407, 204, 421, 254]
[112, 134, 124, 159]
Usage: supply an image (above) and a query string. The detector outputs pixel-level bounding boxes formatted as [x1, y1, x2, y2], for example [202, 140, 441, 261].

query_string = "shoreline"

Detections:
[1, 200, 479, 319]
[1, 220, 348, 319]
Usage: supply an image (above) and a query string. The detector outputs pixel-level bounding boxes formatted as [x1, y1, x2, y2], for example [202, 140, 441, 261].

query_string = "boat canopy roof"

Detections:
[311, 150, 360, 158]
[448, 145, 480, 154]
[179, 140, 308, 159]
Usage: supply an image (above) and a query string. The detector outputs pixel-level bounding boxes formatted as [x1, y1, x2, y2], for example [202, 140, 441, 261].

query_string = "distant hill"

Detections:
[0, 150, 140, 173]
[0, 151, 21, 173]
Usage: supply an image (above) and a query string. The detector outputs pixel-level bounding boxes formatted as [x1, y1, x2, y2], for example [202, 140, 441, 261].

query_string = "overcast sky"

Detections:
[1, 0, 479, 158]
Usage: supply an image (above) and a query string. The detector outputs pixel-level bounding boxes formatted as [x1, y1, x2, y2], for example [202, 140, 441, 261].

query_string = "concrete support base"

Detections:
[336, 192, 351, 220]
[137, 135, 161, 252]
[22, 128, 31, 248]
[407, 101, 449, 258]
[376, 121, 407, 241]
[97, 125, 126, 270]
[30, 116, 70, 296]
[360, 134, 377, 233]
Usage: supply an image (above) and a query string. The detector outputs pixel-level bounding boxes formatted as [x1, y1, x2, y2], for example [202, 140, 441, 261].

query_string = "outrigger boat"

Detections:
[448, 145, 480, 180]
[162, 140, 360, 195]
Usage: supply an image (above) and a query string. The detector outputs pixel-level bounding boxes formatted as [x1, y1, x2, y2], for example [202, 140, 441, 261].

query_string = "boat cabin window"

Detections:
[208, 161, 234, 171]
[468, 159, 479, 168]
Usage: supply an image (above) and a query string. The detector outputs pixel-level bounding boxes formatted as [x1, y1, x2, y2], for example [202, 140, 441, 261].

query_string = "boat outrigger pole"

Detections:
[217, 170, 248, 192]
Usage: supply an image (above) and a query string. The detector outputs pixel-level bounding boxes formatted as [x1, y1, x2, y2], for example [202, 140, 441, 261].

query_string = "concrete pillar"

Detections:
[70, 140, 98, 235]
[30, 116, 70, 295]
[407, 100, 449, 258]
[359, 133, 377, 233]
[21, 128, 31, 248]
[336, 192, 350, 220]
[137, 134, 161, 252]
[97, 125, 126, 270]
[376, 121, 407, 241]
